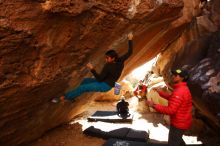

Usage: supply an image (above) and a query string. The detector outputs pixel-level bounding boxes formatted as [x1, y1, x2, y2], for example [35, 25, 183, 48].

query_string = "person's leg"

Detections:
[180, 138, 186, 146]
[51, 78, 100, 103]
[80, 78, 96, 85]
[64, 81, 112, 100]
[168, 126, 186, 146]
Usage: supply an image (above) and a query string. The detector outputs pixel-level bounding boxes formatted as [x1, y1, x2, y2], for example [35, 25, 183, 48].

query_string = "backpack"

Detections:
[116, 99, 129, 118]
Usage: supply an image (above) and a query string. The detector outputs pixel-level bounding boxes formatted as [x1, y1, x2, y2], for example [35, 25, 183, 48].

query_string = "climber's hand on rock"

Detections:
[86, 62, 94, 70]
[128, 32, 133, 40]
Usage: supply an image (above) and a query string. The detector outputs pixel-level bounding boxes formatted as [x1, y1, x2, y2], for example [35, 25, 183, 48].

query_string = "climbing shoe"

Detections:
[51, 96, 65, 103]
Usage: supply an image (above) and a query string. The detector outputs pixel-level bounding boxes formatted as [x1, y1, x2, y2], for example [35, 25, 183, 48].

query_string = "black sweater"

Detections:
[91, 40, 133, 87]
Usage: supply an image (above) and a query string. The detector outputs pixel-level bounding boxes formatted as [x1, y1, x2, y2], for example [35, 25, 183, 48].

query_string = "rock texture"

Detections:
[0, 0, 219, 145]
[154, 0, 220, 132]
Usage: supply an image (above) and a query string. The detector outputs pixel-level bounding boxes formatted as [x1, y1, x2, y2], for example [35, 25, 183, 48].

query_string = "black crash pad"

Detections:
[102, 138, 168, 146]
[83, 126, 149, 142]
[102, 139, 205, 146]
[87, 111, 133, 123]
[126, 129, 149, 142]
[83, 126, 129, 140]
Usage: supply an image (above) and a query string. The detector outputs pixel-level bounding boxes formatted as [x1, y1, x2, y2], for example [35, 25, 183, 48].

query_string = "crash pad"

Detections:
[87, 111, 133, 123]
[83, 126, 149, 142]
[102, 138, 168, 146]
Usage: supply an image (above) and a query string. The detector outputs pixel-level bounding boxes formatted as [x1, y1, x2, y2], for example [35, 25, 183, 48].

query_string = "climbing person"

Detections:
[51, 32, 133, 103]
[133, 80, 147, 101]
[146, 69, 192, 146]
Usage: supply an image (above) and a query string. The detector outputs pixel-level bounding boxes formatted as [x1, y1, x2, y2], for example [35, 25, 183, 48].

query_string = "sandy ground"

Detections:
[28, 97, 204, 146]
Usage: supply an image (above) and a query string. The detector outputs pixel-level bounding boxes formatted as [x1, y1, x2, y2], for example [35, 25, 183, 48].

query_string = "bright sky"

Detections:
[131, 57, 157, 79]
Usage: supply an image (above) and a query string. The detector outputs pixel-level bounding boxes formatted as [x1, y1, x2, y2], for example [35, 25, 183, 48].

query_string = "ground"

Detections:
[29, 97, 202, 146]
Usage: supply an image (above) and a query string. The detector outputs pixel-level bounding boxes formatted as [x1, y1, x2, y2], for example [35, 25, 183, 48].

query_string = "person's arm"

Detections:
[87, 63, 109, 81]
[119, 33, 133, 62]
[142, 85, 147, 93]
[158, 91, 171, 100]
[154, 88, 171, 100]
[134, 86, 139, 92]
[153, 92, 183, 115]
[133, 85, 140, 96]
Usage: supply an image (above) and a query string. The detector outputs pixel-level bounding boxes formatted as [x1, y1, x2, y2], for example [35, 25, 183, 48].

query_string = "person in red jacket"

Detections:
[147, 69, 192, 146]
[133, 80, 147, 100]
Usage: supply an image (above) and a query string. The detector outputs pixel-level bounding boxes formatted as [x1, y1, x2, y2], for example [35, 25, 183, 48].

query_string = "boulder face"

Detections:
[0, 0, 219, 145]
[189, 31, 220, 128]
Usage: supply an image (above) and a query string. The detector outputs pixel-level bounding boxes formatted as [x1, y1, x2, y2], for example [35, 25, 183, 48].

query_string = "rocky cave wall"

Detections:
[154, 0, 220, 130]
[0, 0, 219, 145]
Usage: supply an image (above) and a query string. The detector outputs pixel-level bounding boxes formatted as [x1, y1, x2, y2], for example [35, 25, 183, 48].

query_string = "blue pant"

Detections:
[64, 78, 112, 100]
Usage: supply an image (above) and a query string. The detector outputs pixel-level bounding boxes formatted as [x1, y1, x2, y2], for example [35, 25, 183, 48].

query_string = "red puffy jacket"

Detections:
[154, 82, 192, 130]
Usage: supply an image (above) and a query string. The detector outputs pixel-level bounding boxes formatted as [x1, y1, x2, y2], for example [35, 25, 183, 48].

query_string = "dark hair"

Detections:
[105, 50, 118, 60]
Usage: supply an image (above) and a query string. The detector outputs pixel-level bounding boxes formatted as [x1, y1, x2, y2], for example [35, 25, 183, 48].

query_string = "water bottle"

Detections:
[114, 82, 121, 95]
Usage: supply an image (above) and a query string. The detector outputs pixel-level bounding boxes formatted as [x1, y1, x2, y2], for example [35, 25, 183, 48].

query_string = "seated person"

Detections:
[133, 80, 147, 100]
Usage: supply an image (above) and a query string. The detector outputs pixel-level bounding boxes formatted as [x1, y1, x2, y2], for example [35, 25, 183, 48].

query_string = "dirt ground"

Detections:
[28, 97, 204, 146]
